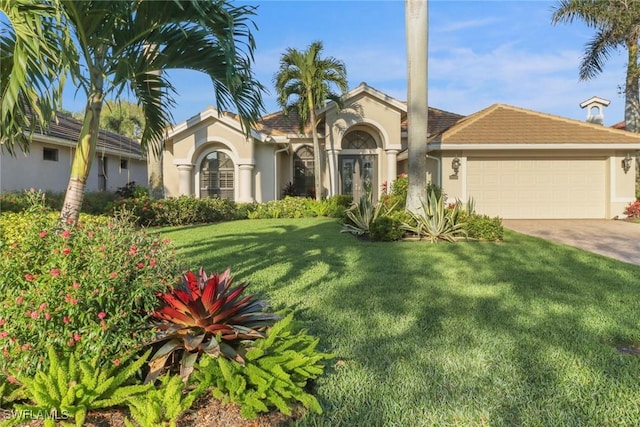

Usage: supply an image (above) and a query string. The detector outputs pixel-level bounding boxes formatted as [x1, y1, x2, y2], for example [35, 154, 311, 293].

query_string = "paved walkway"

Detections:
[502, 219, 640, 266]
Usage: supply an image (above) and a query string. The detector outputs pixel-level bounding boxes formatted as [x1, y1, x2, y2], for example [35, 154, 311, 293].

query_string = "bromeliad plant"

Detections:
[146, 268, 280, 383]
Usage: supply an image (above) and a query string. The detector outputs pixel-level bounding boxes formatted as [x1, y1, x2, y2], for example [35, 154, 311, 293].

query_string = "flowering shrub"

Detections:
[0, 205, 179, 376]
[112, 195, 239, 226]
[246, 197, 315, 219]
[624, 200, 640, 218]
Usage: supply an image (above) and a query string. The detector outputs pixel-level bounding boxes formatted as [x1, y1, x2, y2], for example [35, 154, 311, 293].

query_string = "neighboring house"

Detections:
[0, 113, 147, 194]
[163, 82, 640, 219]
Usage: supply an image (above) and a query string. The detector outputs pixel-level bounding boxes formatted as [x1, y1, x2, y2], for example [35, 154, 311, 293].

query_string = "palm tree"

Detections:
[552, 0, 640, 133]
[274, 41, 348, 202]
[0, 0, 265, 221]
[405, 0, 429, 213]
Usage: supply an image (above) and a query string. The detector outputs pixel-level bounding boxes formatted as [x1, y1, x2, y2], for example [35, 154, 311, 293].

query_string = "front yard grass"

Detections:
[161, 218, 640, 426]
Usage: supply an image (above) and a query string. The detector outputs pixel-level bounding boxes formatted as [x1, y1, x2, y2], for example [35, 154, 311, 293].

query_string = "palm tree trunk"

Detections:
[405, 0, 429, 214]
[308, 93, 322, 201]
[60, 72, 104, 222]
[148, 147, 164, 199]
[625, 39, 640, 133]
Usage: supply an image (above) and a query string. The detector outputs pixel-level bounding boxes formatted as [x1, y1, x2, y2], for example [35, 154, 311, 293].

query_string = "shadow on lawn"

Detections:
[163, 221, 640, 426]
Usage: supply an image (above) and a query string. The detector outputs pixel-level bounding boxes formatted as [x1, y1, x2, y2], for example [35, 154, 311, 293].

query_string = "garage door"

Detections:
[466, 158, 606, 219]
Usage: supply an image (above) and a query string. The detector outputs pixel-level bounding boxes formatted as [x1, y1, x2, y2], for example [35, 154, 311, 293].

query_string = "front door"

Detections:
[339, 155, 377, 201]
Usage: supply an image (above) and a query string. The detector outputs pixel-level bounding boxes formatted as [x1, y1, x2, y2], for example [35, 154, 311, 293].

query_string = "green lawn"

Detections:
[160, 218, 640, 427]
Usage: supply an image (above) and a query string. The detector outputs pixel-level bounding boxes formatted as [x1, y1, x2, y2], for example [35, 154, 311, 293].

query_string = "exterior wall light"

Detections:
[451, 156, 461, 175]
[622, 153, 632, 174]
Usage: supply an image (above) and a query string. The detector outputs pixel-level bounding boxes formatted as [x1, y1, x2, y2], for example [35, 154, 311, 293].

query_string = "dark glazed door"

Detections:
[339, 155, 377, 201]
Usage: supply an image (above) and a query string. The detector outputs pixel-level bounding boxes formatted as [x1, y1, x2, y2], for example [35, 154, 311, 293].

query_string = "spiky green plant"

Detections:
[191, 313, 334, 419]
[401, 189, 467, 243]
[146, 268, 280, 383]
[341, 192, 396, 236]
[10, 346, 151, 427]
[125, 373, 205, 427]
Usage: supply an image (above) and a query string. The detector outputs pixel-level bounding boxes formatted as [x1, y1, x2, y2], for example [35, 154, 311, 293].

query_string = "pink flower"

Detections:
[44, 313, 51, 321]
[62, 247, 71, 255]
[0, 318, 4, 326]
[50, 269, 60, 277]
[39, 231, 47, 238]
[87, 231, 94, 238]
[71, 282, 80, 289]
[108, 272, 118, 279]
[0, 331, 8, 338]
[129, 246, 138, 256]
[61, 230, 71, 239]
[30, 311, 38, 320]
[7, 376, 16, 384]
[15, 297, 24, 305]
[97, 312, 107, 320]
[137, 262, 144, 269]
[99, 246, 106, 252]
[24, 274, 34, 282]
[63, 316, 70, 324]
[73, 333, 81, 342]
[149, 259, 157, 267]
[39, 303, 47, 311]
[113, 358, 121, 366]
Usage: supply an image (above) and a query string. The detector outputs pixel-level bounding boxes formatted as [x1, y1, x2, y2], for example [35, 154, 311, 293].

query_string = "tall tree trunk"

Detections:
[60, 63, 104, 222]
[308, 93, 322, 201]
[405, 0, 428, 214]
[148, 146, 164, 199]
[625, 39, 640, 133]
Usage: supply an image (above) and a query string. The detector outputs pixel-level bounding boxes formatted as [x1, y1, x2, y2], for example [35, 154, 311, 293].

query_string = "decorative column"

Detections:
[386, 149, 399, 184]
[176, 164, 193, 196]
[237, 164, 254, 203]
[326, 147, 341, 197]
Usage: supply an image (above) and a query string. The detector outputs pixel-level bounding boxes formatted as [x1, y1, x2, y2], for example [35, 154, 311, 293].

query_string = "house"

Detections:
[0, 113, 147, 194]
[163, 82, 640, 219]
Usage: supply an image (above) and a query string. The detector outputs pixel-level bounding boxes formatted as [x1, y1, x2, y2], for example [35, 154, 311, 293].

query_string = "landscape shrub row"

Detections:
[0, 199, 333, 425]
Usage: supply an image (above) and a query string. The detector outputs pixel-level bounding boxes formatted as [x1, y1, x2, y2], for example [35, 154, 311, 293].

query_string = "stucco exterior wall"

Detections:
[0, 140, 147, 194]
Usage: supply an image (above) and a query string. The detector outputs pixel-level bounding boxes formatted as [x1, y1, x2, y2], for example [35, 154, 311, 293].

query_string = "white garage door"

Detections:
[466, 158, 606, 219]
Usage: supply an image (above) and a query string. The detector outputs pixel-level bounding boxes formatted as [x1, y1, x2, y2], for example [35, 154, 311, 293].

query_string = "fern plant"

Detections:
[125, 373, 205, 427]
[402, 189, 467, 243]
[191, 313, 334, 419]
[11, 346, 151, 427]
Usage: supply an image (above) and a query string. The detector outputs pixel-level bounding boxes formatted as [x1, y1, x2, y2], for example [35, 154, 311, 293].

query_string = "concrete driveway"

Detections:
[502, 219, 640, 266]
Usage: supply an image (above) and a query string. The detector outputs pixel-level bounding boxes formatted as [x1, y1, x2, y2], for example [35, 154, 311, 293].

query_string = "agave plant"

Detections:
[145, 268, 279, 383]
[341, 191, 397, 236]
[401, 189, 467, 243]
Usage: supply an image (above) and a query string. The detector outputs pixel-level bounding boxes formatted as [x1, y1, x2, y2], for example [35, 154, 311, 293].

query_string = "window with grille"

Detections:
[293, 146, 315, 197]
[200, 151, 234, 201]
[343, 131, 377, 149]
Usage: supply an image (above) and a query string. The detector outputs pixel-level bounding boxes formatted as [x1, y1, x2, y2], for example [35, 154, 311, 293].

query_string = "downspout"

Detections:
[274, 142, 290, 200]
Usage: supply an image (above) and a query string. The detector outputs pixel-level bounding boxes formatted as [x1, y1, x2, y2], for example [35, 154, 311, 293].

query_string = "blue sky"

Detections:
[62, 0, 629, 126]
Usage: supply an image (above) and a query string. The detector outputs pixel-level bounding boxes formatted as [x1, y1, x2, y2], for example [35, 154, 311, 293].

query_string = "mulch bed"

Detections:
[0, 392, 297, 427]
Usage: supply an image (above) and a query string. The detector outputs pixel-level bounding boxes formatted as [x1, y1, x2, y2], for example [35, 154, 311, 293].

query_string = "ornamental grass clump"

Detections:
[0, 203, 179, 377]
[146, 268, 280, 383]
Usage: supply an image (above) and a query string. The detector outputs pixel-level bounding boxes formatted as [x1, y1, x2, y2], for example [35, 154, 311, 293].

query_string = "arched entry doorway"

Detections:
[293, 146, 315, 197]
[339, 130, 378, 201]
[199, 151, 234, 200]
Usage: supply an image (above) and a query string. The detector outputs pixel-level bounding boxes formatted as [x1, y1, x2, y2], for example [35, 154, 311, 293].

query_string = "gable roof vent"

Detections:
[580, 96, 611, 125]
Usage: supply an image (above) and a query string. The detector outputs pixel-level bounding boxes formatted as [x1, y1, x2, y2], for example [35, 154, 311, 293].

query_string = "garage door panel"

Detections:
[467, 158, 606, 219]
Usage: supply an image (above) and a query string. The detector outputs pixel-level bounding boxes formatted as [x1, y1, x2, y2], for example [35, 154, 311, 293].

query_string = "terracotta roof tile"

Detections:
[257, 110, 324, 137]
[434, 104, 640, 144]
[401, 106, 465, 135]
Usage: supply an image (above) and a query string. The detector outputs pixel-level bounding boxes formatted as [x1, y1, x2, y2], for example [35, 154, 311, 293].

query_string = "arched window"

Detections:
[200, 151, 234, 200]
[343, 130, 377, 149]
[293, 146, 315, 197]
